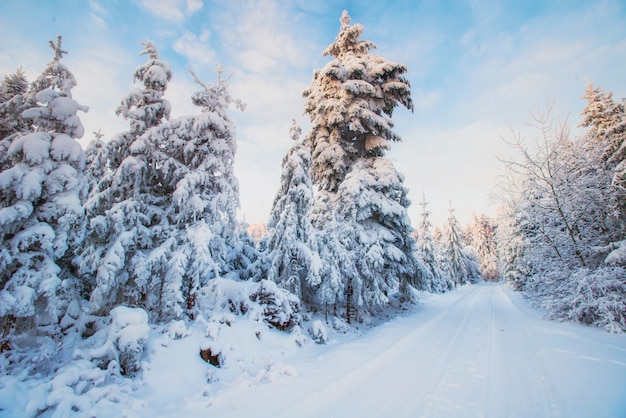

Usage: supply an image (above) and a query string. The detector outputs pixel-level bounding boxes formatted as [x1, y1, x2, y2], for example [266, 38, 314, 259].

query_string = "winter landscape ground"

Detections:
[5, 283, 622, 418]
[180, 283, 626, 418]
[1, 3, 625, 417]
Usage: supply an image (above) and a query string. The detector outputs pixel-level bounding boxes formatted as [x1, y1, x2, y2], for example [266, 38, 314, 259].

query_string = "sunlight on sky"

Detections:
[1, 0, 625, 226]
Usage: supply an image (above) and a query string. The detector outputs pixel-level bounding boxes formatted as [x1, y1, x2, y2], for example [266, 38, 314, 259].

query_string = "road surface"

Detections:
[208, 283, 626, 418]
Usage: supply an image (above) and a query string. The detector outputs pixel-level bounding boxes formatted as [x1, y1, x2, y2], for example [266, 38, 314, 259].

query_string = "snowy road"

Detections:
[208, 283, 626, 418]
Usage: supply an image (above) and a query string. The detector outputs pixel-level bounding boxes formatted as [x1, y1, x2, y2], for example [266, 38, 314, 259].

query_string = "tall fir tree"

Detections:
[465, 213, 499, 282]
[77, 42, 172, 317]
[0, 37, 88, 336]
[415, 194, 451, 292]
[0, 67, 30, 167]
[266, 120, 320, 306]
[441, 206, 481, 286]
[579, 82, 626, 240]
[303, 11, 421, 320]
[138, 66, 245, 319]
[302, 10, 413, 192]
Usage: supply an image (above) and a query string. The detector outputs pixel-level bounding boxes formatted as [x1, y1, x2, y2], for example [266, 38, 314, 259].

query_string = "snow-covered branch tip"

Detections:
[289, 118, 302, 142]
[49, 35, 68, 62]
[139, 41, 159, 60]
[188, 65, 246, 112]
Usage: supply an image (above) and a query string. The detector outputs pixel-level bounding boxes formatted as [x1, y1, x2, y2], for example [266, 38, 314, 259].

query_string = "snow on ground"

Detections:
[203, 283, 626, 418]
[2, 283, 625, 417]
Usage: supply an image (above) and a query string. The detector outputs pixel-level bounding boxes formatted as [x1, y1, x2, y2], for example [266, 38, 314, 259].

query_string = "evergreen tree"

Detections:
[266, 120, 320, 306]
[415, 194, 450, 292]
[0, 37, 88, 336]
[302, 10, 413, 192]
[580, 82, 626, 236]
[146, 66, 245, 319]
[580, 82, 626, 172]
[0, 67, 30, 155]
[303, 11, 420, 320]
[465, 213, 499, 281]
[77, 42, 172, 317]
[441, 206, 481, 285]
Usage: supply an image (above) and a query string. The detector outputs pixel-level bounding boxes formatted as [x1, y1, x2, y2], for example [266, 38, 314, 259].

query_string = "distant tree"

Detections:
[579, 82, 626, 235]
[266, 120, 320, 305]
[440, 206, 481, 285]
[465, 213, 499, 281]
[0, 36, 88, 336]
[580, 82, 626, 173]
[415, 194, 450, 292]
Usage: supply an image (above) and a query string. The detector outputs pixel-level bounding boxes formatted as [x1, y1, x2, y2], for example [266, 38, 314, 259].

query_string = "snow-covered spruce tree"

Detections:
[0, 36, 88, 337]
[580, 82, 626, 175]
[0, 68, 30, 170]
[579, 83, 626, 252]
[465, 213, 499, 281]
[136, 66, 245, 319]
[266, 120, 320, 306]
[77, 42, 172, 317]
[440, 206, 481, 286]
[303, 11, 422, 321]
[415, 194, 450, 292]
[227, 224, 261, 281]
[302, 10, 413, 192]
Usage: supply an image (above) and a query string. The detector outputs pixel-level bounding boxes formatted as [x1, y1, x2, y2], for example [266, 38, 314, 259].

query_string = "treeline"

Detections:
[0, 13, 489, 362]
[497, 88, 626, 332]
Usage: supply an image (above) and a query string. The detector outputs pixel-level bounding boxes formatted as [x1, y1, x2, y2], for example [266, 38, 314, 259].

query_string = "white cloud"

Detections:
[89, 0, 108, 16]
[90, 12, 107, 29]
[137, 0, 203, 23]
[173, 30, 216, 68]
[186, 0, 203, 14]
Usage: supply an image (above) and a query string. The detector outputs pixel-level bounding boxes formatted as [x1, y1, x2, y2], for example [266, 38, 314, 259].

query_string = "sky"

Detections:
[1, 0, 625, 227]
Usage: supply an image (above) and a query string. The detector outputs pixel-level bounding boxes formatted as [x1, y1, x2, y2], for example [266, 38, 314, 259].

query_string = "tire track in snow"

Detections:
[206, 283, 626, 418]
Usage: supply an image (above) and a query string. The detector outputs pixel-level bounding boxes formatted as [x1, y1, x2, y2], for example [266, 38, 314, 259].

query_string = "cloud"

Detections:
[137, 0, 203, 23]
[67, 43, 136, 146]
[90, 13, 107, 29]
[173, 30, 216, 68]
[214, 1, 319, 74]
[89, 0, 108, 16]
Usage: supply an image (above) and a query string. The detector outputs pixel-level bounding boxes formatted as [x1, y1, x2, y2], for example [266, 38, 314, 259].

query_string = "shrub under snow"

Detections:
[197, 278, 301, 331]
[531, 267, 626, 333]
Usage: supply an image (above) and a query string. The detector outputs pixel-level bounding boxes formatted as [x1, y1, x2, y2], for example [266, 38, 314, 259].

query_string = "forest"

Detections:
[0, 10, 624, 416]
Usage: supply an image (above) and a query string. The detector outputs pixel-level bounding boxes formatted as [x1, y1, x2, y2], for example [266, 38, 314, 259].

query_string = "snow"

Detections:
[3, 283, 624, 417]
[204, 284, 626, 418]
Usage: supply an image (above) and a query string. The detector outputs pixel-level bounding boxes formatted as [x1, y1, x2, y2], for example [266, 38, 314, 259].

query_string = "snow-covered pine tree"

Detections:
[0, 36, 88, 336]
[0, 67, 30, 162]
[302, 10, 413, 192]
[465, 213, 499, 281]
[137, 66, 245, 319]
[335, 158, 425, 310]
[303, 11, 421, 320]
[579, 82, 626, 242]
[266, 120, 320, 306]
[580, 82, 626, 173]
[415, 194, 451, 292]
[441, 206, 481, 286]
[495, 205, 532, 289]
[228, 224, 261, 281]
[77, 42, 172, 317]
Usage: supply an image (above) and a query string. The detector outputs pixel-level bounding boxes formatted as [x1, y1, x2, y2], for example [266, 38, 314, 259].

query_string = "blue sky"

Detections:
[1, 0, 625, 227]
